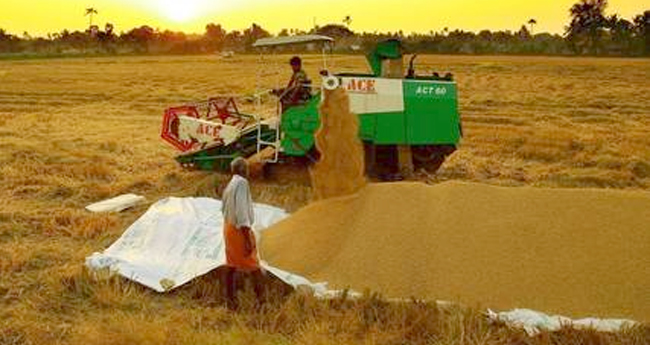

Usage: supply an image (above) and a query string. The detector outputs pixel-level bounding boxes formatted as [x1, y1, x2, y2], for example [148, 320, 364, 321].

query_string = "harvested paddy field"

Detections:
[1, 54, 649, 343]
[261, 181, 650, 321]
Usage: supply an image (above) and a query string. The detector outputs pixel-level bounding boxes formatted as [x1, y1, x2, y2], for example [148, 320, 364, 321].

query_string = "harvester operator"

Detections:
[221, 157, 264, 308]
[273, 56, 311, 110]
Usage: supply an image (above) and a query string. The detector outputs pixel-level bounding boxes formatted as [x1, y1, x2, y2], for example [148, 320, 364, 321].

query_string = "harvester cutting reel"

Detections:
[161, 96, 265, 169]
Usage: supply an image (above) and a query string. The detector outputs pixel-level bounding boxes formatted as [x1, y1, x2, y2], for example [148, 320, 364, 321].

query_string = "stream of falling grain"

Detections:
[310, 87, 366, 200]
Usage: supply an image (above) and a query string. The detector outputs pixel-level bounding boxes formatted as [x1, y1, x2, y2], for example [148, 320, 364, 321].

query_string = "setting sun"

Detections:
[157, 0, 208, 22]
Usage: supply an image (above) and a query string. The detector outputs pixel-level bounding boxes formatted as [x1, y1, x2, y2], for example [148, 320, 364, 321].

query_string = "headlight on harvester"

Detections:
[322, 76, 340, 90]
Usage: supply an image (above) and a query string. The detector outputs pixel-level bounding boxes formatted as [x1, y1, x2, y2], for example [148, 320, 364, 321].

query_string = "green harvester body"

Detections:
[282, 40, 461, 157]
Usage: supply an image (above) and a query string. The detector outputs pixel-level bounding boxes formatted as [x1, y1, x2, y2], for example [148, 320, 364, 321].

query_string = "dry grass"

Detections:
[428, 56, 650, 188]
[0, 54, 649, 344]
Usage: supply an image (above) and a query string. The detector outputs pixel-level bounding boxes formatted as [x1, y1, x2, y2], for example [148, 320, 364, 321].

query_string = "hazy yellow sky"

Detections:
[0, 0, 647, 36]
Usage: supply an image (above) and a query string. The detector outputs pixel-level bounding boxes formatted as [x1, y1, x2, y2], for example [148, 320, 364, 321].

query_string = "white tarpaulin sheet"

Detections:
[86, 194, 146, 213]
[487, 309, 637, 336]
[86, 197, 331, 294]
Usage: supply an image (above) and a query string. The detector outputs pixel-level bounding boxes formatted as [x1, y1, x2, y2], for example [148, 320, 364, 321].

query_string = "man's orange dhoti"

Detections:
[223, 221, 260, 272]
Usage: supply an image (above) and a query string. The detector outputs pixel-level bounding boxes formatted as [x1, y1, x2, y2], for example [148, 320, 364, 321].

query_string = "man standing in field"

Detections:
[221, 157, 264, 308]
[273, 56, 311, 110]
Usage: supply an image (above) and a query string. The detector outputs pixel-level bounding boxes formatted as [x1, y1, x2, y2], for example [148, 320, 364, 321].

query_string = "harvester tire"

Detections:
[412, 145, 456, 173]
[364, 144, 403, 181]
[263, 155, 314, 186]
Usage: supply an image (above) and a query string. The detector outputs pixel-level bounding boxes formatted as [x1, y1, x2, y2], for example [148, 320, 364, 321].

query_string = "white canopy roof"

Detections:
[253, 35, 334, 47]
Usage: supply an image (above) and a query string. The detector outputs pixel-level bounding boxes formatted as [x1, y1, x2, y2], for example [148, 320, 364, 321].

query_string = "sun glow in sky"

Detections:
[0, 0, 646, 36]
[156, 0, 212, 23]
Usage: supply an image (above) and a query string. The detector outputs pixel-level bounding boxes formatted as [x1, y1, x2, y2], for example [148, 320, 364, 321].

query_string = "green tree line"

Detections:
[0, 1, 648, 57]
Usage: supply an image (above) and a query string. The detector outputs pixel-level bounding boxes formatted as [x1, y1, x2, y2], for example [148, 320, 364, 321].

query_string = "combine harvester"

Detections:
[161, 35, 462, 178]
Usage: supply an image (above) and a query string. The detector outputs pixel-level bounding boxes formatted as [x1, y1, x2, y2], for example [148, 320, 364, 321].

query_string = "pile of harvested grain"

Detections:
[261, 182, 650, 321]
[310, 88, 366, 200]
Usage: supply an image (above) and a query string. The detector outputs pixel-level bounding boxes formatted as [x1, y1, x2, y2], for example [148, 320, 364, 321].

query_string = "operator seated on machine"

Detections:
[272, 56, 311, 111]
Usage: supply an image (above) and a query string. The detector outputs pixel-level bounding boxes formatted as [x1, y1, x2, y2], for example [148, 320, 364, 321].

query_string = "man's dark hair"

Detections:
[230, 157, 249, 177]
[290, 56, 301, 66]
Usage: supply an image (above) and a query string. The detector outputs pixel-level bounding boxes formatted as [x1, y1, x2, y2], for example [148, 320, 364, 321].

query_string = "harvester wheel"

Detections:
[364, 144, 403, 181]
[263, 156, 313, 186]
[412, 145, 456, 173]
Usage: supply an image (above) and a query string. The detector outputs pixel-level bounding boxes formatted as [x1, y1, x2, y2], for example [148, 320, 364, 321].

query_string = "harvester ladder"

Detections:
[253, 50, 281, 164]
[254, 94, 281, 163]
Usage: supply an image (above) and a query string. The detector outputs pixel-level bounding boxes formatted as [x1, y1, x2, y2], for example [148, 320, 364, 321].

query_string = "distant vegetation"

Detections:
[0, 0, 648, 58]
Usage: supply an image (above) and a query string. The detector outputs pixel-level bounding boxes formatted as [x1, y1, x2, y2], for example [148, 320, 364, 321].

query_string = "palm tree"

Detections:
[567, 0, 608, 54]
[528, 18, 537, 35]
[343, 15, 352, 28]
[85, 8, 98, 28]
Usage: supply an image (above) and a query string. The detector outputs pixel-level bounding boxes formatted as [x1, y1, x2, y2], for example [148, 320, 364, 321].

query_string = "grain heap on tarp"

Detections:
[310, 87, 366, 200]
[260, 181, 650, 321]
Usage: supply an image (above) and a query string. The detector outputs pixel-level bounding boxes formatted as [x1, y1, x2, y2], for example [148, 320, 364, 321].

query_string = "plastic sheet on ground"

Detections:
[86, 194, 146, 213]
[86, 197, 331, 294]
[487, 308, 638, 336]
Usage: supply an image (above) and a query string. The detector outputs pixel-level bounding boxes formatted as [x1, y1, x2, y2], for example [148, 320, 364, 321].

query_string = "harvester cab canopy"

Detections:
[253, 34, 334, 78]
[252, 35, 334, 48]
